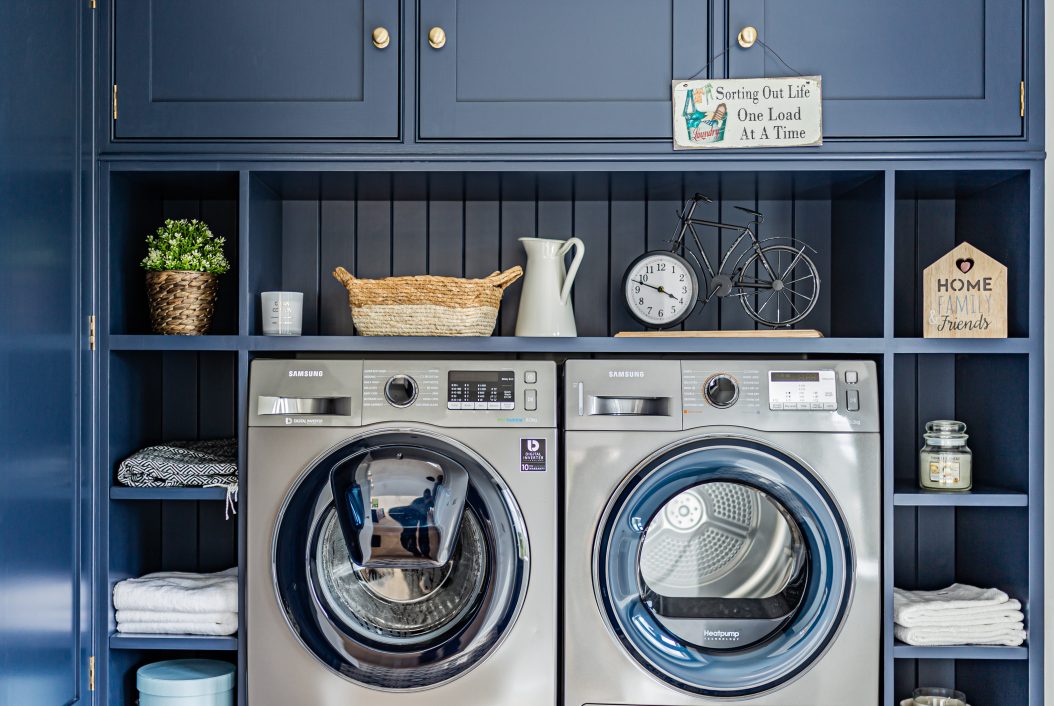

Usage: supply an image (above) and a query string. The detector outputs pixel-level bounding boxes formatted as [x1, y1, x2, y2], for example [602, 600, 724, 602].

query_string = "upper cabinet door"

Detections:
[113, 0, 399, 140]
[727, 0, 1024, 139]
[418, 0, 704, 140]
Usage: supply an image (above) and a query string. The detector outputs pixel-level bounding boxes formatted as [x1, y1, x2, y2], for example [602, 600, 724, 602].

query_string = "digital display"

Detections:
[448, 370, 515, 409]
[770, 372, 820, 383]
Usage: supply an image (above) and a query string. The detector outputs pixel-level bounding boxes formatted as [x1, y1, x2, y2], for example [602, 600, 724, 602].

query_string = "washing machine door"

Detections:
[273, 430, 529, 691]
[596, 437, 853, 697]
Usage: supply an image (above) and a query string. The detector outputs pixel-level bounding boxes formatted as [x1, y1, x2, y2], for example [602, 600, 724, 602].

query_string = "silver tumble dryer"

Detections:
[247, 359, 557, 705]
[563, 359, 880, 704]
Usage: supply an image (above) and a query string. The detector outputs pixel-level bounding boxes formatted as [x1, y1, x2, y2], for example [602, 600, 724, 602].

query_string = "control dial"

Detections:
[704, 374, 739, 409]
[384, 375, 418, 408]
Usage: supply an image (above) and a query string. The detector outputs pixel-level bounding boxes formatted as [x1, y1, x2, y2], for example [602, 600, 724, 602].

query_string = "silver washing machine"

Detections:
[563, 360, 880, 705]
[247, 359, 556, 705]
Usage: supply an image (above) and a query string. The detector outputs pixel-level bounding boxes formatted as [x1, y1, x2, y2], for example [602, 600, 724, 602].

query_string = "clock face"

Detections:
[623, 251, 698, 328]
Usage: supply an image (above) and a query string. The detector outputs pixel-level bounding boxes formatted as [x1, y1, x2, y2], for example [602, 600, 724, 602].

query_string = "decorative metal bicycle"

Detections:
[622, 193, 820, 329]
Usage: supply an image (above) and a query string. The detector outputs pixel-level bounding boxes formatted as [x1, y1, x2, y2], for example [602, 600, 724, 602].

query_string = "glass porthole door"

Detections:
[597, 439, 853, 697]
[274, 431, 529, 691]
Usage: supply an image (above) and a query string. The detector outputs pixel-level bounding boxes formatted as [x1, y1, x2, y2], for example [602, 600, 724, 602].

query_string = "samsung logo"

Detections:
[288, 370, 324, 378]
[608, 371, 645, 378]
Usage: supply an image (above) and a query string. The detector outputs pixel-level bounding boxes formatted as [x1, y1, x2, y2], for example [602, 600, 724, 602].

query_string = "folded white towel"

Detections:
[893, 584, 1017, 627]
[116, 612, 238, 637]
[897, 604, 1023, 628]
[113, 568, 237, 614]
[116, 610, 237, 625]
[894, 623, 1026, 647]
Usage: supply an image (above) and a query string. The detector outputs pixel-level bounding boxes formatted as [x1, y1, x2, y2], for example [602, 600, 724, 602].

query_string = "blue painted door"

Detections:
[726, 0, 1023, 138]
[0, 2, 88, 704]
[113, 0, 399, 140]
[418, 0, 706, 140]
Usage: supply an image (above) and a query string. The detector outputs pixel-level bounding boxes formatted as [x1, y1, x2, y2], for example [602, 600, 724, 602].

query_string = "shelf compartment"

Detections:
[893, 481, 1027, 507]
[894, 170, 1030, 339]
[110, 633, 238, 651]
[111, 487, 231, 501]
[893, 506, 1029, 633]
[893, 653, 1028, 706]
[246, 169, 885, 339]
[108, 171, 240, 336]
[893, 354, 1029, 494]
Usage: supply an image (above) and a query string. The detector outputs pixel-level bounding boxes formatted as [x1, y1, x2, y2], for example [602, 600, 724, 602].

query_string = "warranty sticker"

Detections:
[520, 438, 547, 472]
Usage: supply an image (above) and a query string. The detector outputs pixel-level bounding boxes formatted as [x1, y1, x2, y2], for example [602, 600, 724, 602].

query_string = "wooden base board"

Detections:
[615, 329, 824, 338]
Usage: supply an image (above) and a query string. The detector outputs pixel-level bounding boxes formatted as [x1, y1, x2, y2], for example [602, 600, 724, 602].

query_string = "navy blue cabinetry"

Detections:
[726, 0, 1024, 138]
[0, 1, 90, 703]
[416, 0, 703, 140]
[113, 0, 399, 140]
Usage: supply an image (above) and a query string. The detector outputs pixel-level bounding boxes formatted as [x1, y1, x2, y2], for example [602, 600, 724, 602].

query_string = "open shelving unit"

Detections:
[95, 161, 1042, 706]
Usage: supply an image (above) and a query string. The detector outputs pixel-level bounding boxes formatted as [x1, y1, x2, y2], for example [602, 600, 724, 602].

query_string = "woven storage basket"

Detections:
[332, 266, 522, 336]
[146, 270, 219, 335]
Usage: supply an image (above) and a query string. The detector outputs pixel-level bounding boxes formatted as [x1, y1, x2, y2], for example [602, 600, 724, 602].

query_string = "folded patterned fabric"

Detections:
[894, 623, 1026, 647]
[116, 613, 238, 637]
[893, 584, 1017, 626]
[117, 438, 237, 488]
[113, 568, 237, 614]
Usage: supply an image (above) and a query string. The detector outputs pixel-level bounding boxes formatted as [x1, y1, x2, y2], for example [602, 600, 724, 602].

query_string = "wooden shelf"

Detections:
[892, 641, 1028, 660]
[893, 481, 1028, 507]
[110, 486, 231, 501]
[109, 633, 238, 651]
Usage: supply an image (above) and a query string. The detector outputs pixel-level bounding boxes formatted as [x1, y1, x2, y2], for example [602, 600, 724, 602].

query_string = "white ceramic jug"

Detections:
[515, 237, 585, 337]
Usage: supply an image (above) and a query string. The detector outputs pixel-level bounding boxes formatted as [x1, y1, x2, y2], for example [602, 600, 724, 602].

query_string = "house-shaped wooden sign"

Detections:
[923, 242, 1007, 338]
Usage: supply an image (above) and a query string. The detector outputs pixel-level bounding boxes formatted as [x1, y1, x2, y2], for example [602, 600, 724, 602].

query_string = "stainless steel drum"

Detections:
[639, 482, 804, 602]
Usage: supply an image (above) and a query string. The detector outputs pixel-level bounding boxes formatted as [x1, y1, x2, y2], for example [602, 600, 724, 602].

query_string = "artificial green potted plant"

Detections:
[141, 219, 230, 335]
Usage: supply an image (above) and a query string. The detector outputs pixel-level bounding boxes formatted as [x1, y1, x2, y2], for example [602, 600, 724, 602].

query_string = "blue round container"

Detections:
[137, 659, 235, 706]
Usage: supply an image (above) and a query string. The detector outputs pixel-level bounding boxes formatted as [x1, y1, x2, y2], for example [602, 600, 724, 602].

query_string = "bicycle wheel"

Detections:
[734, 245, 820, 327]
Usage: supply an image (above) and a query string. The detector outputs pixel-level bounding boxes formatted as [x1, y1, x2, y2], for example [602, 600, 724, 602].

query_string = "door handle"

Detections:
[257, 396, 352, 416]
[428, 26, 447, 49]
[372, 27, 391, 49]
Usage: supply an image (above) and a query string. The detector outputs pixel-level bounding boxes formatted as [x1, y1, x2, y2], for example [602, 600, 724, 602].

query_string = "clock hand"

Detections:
[633, 278, 678, 300]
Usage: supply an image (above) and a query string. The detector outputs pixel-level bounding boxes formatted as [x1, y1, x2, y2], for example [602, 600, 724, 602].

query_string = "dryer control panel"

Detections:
[767, 370, 838, 411]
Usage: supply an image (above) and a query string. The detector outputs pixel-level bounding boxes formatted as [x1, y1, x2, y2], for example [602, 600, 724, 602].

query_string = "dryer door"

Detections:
[273, 431, 529, 690]
[596, 438, 853, 697]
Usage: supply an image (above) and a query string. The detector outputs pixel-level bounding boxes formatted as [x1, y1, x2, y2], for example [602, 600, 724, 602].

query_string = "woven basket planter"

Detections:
[332, 266, 522, 336]
[146, 270, 219, 335]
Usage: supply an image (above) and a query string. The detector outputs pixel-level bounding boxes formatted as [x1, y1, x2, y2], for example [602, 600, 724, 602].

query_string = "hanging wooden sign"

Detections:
[922, 242, 1007, 338]
[672, 76, 822, 150]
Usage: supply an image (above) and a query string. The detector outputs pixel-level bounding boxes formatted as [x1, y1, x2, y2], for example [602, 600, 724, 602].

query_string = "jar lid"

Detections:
[137, 659, 235, 697]
[925, 420, 967, 434]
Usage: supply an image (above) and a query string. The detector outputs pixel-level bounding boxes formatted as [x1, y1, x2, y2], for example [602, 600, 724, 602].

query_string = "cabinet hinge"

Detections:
[88, 315, 96, 351]
[112, 84, 118, 121]
[88, 655, 95, 691]
[1020, 81, 1025, 117]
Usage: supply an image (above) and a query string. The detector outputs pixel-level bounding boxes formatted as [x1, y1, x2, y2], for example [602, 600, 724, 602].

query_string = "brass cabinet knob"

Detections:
[428, 26, 447, 49]
[372, 27, 390, 49]
[738, 26, 758, 49]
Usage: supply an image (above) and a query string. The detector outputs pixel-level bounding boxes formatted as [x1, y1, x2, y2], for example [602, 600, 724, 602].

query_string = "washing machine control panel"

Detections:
[768, 370, 838, 411]
[447, 370, 516, 410]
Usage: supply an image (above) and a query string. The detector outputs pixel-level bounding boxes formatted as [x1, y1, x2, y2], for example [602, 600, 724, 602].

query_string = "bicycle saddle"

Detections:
[691, 193, 714, 203]
[733, 205, 763, 217]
